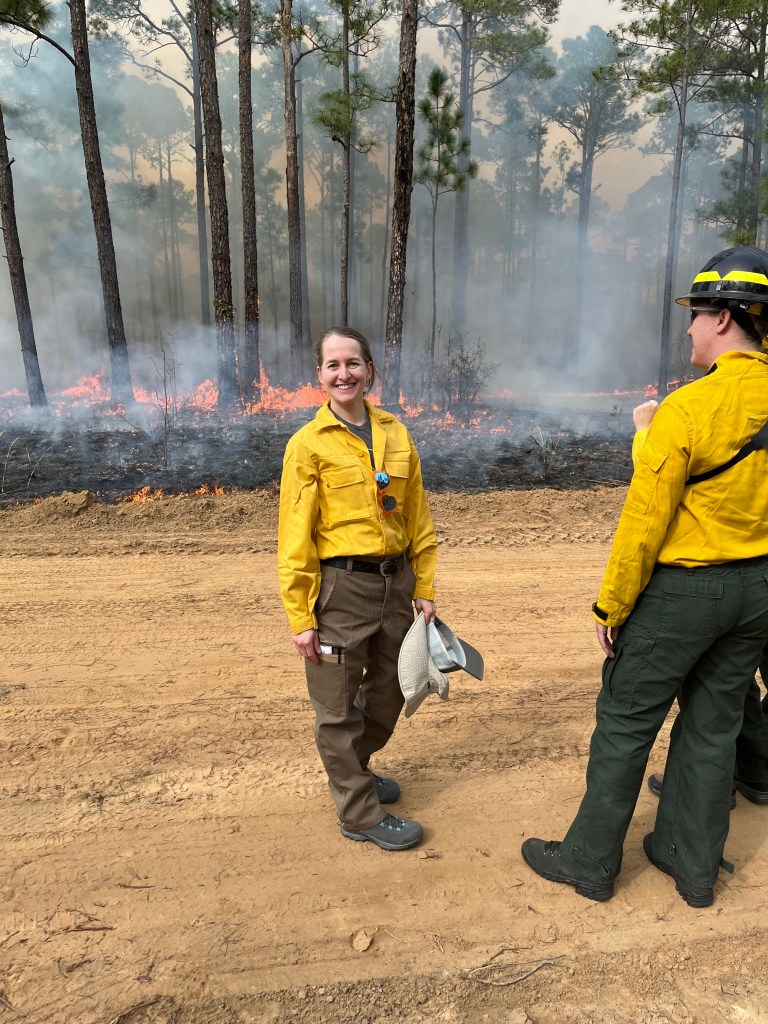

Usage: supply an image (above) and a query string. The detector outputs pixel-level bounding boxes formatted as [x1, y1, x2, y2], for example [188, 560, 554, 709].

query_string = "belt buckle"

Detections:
[379, 558, 397, 577]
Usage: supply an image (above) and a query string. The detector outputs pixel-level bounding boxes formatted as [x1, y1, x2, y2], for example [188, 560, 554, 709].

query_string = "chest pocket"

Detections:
[383, 451, 411, 505]
[320, 464, 372, 526]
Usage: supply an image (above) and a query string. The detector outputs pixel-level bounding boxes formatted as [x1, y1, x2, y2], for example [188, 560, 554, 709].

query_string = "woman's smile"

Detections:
[317, 333, 372, 420]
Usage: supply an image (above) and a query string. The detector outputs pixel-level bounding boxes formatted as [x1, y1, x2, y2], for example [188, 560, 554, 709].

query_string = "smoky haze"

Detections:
[0, 0, 735, 413]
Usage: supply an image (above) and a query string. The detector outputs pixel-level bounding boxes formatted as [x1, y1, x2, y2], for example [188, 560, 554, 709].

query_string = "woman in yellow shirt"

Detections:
[278, 327, 438, 851]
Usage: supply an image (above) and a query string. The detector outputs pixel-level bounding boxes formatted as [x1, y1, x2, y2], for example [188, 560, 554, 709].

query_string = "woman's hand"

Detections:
[596, 622, 621, 659]
[414, 598, 436, 624]
[632, 400, 659, 430]
[293, 628, 322, 663]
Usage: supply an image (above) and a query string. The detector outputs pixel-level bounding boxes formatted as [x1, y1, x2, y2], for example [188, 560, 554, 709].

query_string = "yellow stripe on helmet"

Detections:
[693, 270, 768, 285]
[722, 270, 768, 284]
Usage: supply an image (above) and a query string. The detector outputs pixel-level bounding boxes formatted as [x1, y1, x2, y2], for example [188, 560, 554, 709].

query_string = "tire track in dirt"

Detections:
[2, 492, 768, 1024]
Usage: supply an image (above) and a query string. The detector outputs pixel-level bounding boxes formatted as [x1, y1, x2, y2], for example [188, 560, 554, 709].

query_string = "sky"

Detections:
[554, 0, 622, 42]
[549, 0, 661, 208]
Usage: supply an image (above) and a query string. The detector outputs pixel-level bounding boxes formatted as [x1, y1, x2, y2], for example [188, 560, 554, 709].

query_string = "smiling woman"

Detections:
[315, 330, 372, 424]
[276, 326, 439, 852]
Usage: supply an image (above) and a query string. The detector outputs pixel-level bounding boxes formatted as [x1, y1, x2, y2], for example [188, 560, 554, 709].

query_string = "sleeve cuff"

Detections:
[290, 613, 318, 634]
[592, 602, 608, 622]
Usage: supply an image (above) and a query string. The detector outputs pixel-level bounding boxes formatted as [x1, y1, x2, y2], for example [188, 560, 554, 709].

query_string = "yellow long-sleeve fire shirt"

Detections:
[594, 349, 768, 627]
[278, 401, 437, 634]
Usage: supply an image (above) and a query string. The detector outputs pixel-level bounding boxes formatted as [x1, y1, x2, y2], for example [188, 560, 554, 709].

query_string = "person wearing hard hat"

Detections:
[277, 326, 438, 852]
[522, 246, 768, 908]
[632, 400, 768, 808]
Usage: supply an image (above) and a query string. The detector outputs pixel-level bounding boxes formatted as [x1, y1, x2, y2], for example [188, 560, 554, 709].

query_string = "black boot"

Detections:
[521, 838, 613, 902]
[642, 833, 713, 908]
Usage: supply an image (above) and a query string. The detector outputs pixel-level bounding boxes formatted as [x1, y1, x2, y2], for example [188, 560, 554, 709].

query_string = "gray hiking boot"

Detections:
[373, 774, 400, 803]
[341, 813, 423, 851]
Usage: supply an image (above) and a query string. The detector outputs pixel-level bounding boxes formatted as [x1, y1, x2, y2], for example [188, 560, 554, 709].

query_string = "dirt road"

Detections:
[1, 488, 766, 1024]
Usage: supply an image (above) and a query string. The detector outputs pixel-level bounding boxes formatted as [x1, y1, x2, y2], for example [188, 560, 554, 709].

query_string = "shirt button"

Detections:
[358, 451, 365, 458]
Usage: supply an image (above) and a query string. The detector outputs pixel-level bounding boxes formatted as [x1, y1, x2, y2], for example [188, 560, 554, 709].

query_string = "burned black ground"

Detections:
[0, 404, 633, 505]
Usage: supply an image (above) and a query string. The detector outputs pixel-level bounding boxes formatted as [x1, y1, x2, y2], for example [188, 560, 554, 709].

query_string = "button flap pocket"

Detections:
[324, 464, 366, 489]
[638, 438, 668, 474]
[621, 631, 655, 656]
[386, 457, 410, 480]
[661, 575, 724, 600]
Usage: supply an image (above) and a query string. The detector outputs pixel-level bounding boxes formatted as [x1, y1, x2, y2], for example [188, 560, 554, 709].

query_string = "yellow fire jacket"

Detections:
[278, 401, 438, 634]
[594, 349, 768, 627]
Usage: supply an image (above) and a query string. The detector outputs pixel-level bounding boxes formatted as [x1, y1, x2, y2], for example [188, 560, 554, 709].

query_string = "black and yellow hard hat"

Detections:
[675, 246, 768, 315]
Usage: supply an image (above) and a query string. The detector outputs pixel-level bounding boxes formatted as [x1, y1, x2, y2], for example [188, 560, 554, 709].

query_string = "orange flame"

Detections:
[60, 373, 110, 404]
[117, 483, 233, 502]
[193, 483, 226, 496]
[117, 486, 165, 503]
[6, 364, 693, 422]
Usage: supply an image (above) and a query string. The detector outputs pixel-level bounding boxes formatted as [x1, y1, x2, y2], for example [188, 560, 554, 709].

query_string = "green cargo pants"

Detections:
[735, 643, 768, 781]
[560, 556, 768, 890]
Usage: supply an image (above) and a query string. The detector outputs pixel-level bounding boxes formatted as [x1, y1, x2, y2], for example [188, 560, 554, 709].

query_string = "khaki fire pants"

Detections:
[305, 559, 416, 830]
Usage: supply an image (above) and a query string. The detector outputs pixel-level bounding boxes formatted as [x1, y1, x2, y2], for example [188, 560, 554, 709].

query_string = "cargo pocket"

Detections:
[306, 652, 349, 717]
[658, 572, 723, 638]
[602, 631, 655, 709]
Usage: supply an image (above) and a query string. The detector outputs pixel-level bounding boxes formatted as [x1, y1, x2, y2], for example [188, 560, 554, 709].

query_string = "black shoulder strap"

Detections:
[687, 421, 768, 485]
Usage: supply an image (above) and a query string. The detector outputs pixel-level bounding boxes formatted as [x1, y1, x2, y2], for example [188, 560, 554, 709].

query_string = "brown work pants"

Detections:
[305, 559, 415, 829]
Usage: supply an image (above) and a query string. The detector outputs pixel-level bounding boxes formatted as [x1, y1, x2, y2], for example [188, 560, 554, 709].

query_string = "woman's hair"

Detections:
[730, 306, 764, 346]
[712, 300, 767, 347]
[315, 326, 379, 386]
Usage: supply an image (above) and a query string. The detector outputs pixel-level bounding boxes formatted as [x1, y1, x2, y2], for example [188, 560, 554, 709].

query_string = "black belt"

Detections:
[320, 555, 405, 577]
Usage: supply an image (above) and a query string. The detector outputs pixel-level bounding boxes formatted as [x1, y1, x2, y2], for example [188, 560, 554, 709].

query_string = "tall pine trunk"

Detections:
[191, 31, 212, 331]
[0, 100, 47, 407]
[748, 1, 767, 244]
[196, 0, 238, 409]
[69, 0, 133, 405]
[296, 64, 311, 366]
[378, 123, 392, 338]
[339, 1, 351, 324]
[450, 11, 473, 341]
[348, 49, 360, 326]
[382, 0, 417, 405]
[570, 142, 594, 368]
[281, 0, 304, 385]
[239, 0, 260, 404]
[657, 3, 693, 399]
[429, 197, 437, 361]
[157, 139, 173, 318]
[166, 140, 183, 320]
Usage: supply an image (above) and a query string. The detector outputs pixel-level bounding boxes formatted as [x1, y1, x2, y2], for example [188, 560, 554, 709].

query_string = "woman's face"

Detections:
[317, 334, 373, 417]
[686, 306, 723, 370]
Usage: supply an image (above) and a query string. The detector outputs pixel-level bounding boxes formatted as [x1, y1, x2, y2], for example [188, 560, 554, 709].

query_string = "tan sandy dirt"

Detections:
[1, 488, 766, 1024]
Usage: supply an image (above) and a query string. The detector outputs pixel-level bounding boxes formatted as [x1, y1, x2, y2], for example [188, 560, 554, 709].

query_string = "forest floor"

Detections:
[2, 486, 767, 1024]
[0, 402, 634, 504]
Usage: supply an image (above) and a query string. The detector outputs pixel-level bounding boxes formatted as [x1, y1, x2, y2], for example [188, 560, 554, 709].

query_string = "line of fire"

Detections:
[0, 366, 691, 507]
